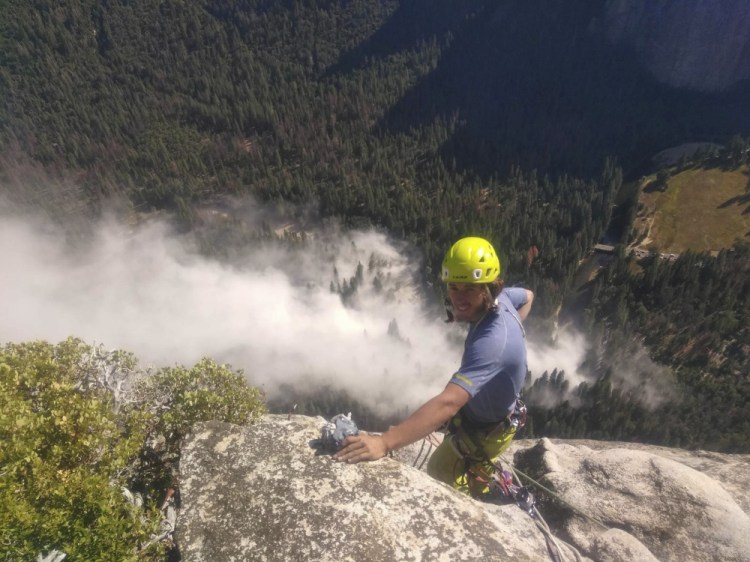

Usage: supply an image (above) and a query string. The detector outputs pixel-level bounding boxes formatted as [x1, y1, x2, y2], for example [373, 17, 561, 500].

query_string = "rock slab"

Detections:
[177, 416, 551, 562]
[514, 438, 750, 562]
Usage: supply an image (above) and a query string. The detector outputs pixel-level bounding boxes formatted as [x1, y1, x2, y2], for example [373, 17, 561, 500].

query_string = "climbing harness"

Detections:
[319, 413, 360, 453]
[443, 400, 589, 562]
[444, 399, 527, 497]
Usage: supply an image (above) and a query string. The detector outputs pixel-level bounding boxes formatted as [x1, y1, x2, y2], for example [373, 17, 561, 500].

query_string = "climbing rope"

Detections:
[324, 410, 601, 562]
[499, 455, 609, 531]
[495, 453, 617, 562]
[409, 432, 443, 470]
[477, 459, 583, 562]
[437, 410, 595, 562]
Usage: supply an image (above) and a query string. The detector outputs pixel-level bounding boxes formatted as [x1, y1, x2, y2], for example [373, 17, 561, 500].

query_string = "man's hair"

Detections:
[486, 278, 505, 304]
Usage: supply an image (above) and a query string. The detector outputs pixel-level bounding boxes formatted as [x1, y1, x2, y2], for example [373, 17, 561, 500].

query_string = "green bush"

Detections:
[139, 357, 266, 448]
[0, 338, 266, 561]
[132, 358, 267, 504]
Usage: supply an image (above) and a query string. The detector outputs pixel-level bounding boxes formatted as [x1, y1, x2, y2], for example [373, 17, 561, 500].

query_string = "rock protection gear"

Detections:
[319, 413, 360, 453]
[441, 237, 501, 284]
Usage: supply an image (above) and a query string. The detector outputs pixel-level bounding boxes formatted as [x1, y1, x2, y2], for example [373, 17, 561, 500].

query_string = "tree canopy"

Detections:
[1, 0, 749, 455]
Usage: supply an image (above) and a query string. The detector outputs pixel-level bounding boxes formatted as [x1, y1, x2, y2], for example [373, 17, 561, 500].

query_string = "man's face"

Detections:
[447, 283, 488, 323]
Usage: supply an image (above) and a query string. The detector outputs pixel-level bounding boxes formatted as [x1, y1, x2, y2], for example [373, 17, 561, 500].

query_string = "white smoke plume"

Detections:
[525, 327, 676, 410]
[1, 198, 648, 416]
[0, 203, 462, 415]
[527, 330, 589, 389]
[525, 330, 589, 407]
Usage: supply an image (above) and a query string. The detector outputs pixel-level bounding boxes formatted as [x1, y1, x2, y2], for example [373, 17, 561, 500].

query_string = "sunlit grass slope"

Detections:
[639, 165, 750, 253]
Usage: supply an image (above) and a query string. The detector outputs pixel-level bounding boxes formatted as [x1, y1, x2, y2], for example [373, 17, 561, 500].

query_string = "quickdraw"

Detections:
[485, 467, 536, 515]
[509, 399, 528, 431]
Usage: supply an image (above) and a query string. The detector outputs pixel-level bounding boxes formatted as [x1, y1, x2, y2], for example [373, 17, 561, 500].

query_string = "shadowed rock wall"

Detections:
[602, 0, 750, 92]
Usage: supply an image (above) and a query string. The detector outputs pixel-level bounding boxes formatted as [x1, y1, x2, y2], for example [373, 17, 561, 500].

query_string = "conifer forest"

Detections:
[2, 0, 750, 452]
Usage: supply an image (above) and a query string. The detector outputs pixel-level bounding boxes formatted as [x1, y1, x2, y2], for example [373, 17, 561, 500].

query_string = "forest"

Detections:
[2, 0, 749, 453]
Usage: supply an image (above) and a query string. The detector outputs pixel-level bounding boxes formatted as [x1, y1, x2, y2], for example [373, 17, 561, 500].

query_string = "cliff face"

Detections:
[602, 0, 750, 92]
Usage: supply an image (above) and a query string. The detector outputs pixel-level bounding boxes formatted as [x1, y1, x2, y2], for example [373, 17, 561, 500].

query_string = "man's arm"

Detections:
[333, 382, 470, 463]
[516, 289, 534, 321]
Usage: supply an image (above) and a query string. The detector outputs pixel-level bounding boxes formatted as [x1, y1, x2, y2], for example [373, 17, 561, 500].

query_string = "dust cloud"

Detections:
[1, 200, 652, 416]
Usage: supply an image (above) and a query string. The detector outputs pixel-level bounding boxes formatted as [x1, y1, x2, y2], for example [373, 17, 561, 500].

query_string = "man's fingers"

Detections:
[333, 434, 386, 464]
[334, 439, 370, 463]
[339, 451, 367, 463]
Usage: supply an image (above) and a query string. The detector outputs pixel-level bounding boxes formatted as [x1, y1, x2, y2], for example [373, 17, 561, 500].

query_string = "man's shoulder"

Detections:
[500, 287, 527, 306]
[471, 310, 511, 341]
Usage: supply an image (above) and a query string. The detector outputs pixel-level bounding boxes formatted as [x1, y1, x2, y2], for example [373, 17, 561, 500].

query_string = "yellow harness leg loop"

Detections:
[427, 414, 517, 496]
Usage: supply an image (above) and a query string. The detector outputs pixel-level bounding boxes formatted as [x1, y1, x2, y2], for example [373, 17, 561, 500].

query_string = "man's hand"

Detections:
[333, 433, 388, 463]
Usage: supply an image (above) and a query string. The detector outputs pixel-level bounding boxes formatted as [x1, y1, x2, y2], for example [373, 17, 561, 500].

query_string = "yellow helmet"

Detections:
[441, 237, 501, 283]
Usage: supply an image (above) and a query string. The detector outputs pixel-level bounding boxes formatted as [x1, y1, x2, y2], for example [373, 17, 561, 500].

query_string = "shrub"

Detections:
[132, 358, 266, 502]
[0, 338, 266, 561]
[0, 340, 158, 561]
[138, 357, 266, 448]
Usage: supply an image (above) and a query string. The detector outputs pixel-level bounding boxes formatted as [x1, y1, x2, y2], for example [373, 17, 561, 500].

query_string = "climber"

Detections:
[334, 236, 533, 496]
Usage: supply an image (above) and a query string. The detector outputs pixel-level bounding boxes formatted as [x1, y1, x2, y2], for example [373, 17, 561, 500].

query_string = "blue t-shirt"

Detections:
[449, 287, 528, 424]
